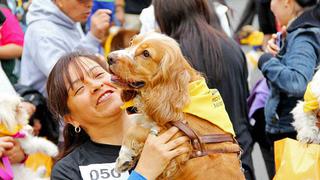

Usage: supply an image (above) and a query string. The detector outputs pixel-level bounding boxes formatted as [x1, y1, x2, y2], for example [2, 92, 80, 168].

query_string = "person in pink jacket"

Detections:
[0, 4, 24, 84]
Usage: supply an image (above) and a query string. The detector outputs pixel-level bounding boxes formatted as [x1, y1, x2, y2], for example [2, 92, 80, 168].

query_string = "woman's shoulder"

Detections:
[51, 149, 82, 180]
[286, 28, 320, 55]
[51, 141, 125, 180]
[288, 27, 320, 43]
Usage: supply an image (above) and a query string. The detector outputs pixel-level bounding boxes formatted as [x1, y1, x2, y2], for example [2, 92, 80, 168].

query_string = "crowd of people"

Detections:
[0, 0, 319, 179]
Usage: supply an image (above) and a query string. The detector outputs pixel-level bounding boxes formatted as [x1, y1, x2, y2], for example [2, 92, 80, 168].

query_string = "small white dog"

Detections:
[0, 93, 59, 180]
[292, 69, 320, 144]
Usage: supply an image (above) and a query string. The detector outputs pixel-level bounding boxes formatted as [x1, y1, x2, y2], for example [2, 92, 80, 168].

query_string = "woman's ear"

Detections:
[63, 114, 79, 127]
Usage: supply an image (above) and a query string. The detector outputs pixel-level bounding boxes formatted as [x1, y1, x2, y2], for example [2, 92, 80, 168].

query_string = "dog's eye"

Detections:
[143, 50, 150, 58]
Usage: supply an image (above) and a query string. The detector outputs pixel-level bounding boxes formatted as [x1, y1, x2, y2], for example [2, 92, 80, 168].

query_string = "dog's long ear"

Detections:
[147, 50, 191, 124]
[121, 89, 138, 102]
[155, 49, 191, 107]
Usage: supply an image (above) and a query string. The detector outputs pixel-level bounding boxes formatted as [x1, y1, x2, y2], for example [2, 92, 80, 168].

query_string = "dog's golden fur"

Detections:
[108, 32, 245, 179]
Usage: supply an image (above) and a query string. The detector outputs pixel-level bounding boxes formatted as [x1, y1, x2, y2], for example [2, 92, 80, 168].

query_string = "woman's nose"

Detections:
[89, 80, 104, 94]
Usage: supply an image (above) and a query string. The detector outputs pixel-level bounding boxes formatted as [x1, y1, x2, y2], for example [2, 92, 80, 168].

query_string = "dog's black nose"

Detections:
[107, 53, 117, 65]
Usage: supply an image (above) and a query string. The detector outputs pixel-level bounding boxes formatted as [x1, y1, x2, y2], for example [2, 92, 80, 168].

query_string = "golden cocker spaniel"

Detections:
[107, 32, 245, 180]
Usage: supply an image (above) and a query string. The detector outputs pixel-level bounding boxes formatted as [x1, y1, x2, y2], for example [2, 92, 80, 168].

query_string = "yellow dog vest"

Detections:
[0, 124, 23, 137]
[303, 83, 319, 112]
[121, 78, 235, 136]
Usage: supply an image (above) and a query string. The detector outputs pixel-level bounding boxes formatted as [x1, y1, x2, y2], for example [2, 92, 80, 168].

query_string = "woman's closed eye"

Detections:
[95, 72, 105, 78]
[74, 86, 84, 95]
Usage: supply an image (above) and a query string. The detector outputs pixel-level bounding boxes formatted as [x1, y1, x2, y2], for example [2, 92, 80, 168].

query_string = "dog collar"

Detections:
[0, 124, 23, 137]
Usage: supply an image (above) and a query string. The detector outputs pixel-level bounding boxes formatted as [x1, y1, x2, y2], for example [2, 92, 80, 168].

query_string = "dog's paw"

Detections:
[43, 142, 59, 157]
[115, 146, 137, 173]
[115, 157, 136, 173]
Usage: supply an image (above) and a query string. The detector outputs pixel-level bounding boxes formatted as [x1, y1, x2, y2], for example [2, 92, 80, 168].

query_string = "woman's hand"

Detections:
[266, 26, 287, 56]
[134, 127, 189, 180]
[0, 137, 14, 157]
[3, 140, 26, 164]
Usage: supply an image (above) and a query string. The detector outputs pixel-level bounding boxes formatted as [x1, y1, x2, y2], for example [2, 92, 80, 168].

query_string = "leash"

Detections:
[0, 131, 26, 180]
[0, 156, 13, 180]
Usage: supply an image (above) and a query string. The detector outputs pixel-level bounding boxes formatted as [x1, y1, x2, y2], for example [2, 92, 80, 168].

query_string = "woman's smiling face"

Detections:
[65, 57, 124, 128]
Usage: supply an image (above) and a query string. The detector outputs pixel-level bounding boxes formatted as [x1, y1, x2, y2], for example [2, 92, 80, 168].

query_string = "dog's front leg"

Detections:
[115, 114, 155, 173]
[18, 125, 58, 157]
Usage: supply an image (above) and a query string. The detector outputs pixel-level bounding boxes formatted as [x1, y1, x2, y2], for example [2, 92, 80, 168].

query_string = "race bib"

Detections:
[79, 162, 130, 180]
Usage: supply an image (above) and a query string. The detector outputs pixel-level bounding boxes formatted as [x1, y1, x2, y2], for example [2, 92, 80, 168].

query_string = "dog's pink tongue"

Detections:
[111, 75, 119, 82]
[111, 75, 127, 87]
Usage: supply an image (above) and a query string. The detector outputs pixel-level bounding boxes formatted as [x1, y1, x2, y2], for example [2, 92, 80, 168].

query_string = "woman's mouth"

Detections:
[97, 90, 114, 105]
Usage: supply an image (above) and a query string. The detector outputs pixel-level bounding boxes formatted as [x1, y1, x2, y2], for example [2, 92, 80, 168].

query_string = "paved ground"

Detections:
[225, 1, 270, 180]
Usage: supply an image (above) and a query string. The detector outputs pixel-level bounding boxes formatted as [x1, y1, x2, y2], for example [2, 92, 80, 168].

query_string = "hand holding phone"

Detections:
[276, 32, 282, 48]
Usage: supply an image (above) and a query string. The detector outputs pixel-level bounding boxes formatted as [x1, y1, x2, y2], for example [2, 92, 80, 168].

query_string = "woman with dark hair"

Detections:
[260, 0, 320, 140]
[48, 52, 189, 180]
[257, 0, 320, 176]
[153, 0, 254, 179]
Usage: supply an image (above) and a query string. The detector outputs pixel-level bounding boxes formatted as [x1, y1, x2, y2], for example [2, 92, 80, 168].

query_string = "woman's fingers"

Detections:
[0, 141, 14, 149]
[156, 127, 179, 144]
[0, 137, 14, 155]
[266, 46, 278, 56]
[0, 136, 14, 143]
[267, 38, 279, 56]
[268, 38, 279, 50]
[165, 136, 189, 151]
[266, 33, 280, 55]
[167, 147, 190, 159]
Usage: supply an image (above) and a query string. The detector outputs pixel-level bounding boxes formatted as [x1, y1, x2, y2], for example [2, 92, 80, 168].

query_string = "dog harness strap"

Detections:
[171, 121, 241, 159]
[170, 121, 204, 152]
[199, 134, 234, 144]
[191, 148, 241, 158]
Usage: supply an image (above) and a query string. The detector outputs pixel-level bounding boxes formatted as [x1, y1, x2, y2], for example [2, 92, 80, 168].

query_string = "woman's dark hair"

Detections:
[154, 0, 227, 82]
[295, 0, 319, 7]
[47, 51, 107, 160]
[297, 0, 320, 21]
